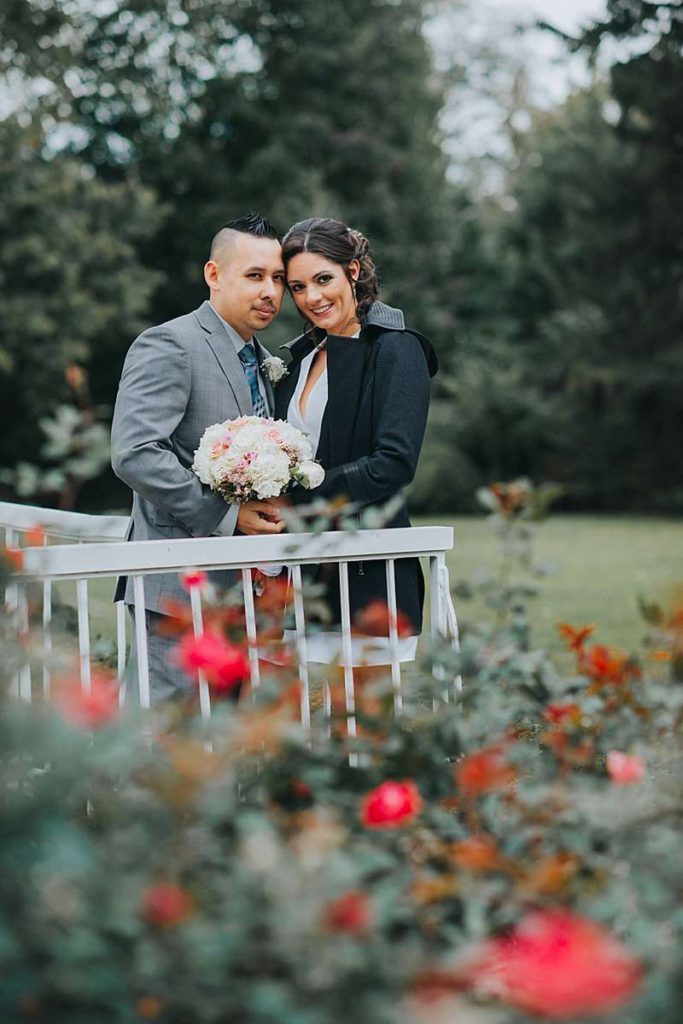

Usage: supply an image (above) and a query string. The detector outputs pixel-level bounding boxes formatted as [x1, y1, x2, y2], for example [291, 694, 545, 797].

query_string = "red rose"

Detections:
[361, 780, 423, 828]
[141, 884, 193, 928]
[53, 672, 119, 729]
[461, 909, 641, 1018]
[323, 891, 373, 934]
[455, 746, 515, 798]
[176, 630, 249, 692]
[181, 569, 207, 590]
[606, 750, 645, 784]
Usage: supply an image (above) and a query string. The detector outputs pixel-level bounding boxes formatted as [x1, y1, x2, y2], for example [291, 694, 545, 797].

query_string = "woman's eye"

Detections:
[317, 275, 332, 284]
[289, 283, 303, 292]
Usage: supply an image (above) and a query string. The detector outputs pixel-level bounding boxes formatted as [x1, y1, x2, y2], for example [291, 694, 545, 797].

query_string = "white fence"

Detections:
[2, 501, 460, 735]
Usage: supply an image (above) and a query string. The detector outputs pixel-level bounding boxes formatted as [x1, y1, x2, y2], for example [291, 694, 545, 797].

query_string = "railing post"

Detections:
[338, 561, 358, 766]
[241, 568, 261, 691]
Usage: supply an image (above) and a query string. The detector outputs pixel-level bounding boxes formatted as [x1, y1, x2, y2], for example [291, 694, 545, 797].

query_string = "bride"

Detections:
[270, 216, 438, 668]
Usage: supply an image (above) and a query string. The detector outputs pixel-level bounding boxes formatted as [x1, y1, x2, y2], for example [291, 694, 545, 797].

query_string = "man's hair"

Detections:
[210, 212, 279, 263]
[225, 211, 278, 238]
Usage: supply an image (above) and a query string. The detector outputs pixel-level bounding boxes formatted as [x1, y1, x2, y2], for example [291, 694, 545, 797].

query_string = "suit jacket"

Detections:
[111, 300, 274, 613]
[274, 301, 438, 632]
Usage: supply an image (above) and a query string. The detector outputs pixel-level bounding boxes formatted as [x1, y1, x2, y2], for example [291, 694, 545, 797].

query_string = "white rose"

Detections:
[295, 460, 325, 490]
[249, 450, 291, 499]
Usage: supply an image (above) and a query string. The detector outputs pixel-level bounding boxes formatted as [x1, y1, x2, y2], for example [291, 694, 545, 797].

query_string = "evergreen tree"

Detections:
[0, 119, 160, 472]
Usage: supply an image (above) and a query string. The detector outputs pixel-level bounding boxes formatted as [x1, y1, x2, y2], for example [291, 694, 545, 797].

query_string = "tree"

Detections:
[0, 119, 160, 474]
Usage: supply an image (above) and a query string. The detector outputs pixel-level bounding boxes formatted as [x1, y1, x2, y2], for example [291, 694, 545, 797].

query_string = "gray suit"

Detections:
[111, 300, 274, 696]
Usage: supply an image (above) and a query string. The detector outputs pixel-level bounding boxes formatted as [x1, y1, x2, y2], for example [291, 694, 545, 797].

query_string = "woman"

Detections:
[273, 217, 438, 666]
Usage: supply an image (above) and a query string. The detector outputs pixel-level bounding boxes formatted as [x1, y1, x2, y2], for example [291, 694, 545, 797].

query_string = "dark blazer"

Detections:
[274, 301, 438, 633]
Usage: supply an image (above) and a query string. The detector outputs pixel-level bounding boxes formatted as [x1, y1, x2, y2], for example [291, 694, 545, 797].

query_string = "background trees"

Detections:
[0, 0, 680, 512]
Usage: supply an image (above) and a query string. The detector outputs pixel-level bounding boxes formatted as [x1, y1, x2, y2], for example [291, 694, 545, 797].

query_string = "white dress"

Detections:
[280, 341, 418, 666]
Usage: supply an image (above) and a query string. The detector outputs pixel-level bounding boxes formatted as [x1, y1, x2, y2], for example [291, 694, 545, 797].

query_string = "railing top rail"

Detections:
[0, 500, 129, 541]
[20, 526, 454, 581]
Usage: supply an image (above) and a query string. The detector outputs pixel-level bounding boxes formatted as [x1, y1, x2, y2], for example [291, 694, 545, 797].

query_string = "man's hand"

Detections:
[237, 501, 285, 536]
[269, 494, 293, 510]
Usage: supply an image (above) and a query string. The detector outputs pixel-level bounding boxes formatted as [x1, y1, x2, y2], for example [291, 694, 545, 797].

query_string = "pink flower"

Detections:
[53, 672, 119, 729]
[176, 630, 249, 692]
[361, 780, 423, 828]
[461, 909, 641, 1019]
[606, 751, 646, 784]
[141, 884, 193, 928]
[181, 569, 207, 591]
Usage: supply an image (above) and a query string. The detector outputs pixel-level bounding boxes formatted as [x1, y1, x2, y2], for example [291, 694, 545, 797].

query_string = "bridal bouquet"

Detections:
[193, 416, 324, 503]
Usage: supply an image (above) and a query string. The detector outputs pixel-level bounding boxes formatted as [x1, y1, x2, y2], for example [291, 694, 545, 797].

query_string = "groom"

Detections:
[111, 212, 286, 701]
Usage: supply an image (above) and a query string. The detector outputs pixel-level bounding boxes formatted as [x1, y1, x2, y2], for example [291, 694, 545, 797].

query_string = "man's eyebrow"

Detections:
[244, 265, 285, 273]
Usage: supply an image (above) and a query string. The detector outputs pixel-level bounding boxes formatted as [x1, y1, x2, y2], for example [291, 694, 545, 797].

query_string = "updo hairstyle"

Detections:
[281, 218, 379, 319]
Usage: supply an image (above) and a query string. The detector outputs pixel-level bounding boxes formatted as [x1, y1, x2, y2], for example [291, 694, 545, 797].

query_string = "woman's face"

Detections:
[286, 253, 360, 336]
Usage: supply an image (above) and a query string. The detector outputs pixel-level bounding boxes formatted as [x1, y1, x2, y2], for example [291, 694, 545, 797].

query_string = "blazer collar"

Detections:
[280, 301, 407, 363]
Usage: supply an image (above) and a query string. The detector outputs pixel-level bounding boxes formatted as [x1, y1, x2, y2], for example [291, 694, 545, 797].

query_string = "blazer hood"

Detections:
[281, 300, 438, 378]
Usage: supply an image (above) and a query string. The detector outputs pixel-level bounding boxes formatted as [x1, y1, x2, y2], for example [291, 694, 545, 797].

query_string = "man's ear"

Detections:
[204, 260, 219, 289]
[348, 258, 361, 282]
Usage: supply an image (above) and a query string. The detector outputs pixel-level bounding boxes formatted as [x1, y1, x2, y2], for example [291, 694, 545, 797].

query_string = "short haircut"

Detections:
[210, 212, 279, 262]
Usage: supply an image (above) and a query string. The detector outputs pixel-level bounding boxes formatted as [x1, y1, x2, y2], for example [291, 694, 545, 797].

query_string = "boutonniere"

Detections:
[261, 355, 289, 384]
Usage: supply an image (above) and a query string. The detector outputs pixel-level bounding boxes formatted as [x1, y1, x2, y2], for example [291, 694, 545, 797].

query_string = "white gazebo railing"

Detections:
[2, 502, 460, 734]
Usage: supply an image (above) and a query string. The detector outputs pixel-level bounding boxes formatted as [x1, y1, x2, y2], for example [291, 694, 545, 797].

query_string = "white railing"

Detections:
[2, 502, 461, 735]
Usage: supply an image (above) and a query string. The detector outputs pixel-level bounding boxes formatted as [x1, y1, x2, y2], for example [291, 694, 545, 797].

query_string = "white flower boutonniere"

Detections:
[261, 355, 288, 384]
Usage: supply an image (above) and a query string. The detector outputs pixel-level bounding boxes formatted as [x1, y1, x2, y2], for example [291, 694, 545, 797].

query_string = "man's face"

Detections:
[205, 234, 285, 339]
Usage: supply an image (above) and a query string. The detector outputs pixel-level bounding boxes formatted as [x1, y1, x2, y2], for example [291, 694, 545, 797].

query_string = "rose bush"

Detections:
[0, 496, 681, 1024]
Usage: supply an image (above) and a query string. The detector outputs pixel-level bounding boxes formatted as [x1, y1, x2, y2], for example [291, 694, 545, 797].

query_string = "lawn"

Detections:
[419, 514, 683, 659]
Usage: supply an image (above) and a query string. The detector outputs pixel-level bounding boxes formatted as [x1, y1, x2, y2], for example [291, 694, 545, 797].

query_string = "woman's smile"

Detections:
[287, 252, 359, 337]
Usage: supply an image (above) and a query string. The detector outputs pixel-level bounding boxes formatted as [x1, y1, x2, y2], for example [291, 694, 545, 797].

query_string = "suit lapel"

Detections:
[194, 301, 252, 414]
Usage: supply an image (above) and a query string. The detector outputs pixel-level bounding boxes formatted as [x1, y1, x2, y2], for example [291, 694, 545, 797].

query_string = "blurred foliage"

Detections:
[0, 117, 160, 470]
[0, 0, 681, 511]
[0, 365, 111, 509]
[1, 495, 682, 1022]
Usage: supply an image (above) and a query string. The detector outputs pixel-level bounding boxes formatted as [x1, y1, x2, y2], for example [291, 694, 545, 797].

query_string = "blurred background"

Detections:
[0, 0, 681, 517]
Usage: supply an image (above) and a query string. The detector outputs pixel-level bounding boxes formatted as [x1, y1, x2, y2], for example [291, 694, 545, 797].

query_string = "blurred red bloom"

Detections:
[323, 891, 373, 934]
[354, 600, 414, 637]
[176, 630, 249, 692]
[461, 909, 641, 1018]
[181, 569, 207, 590]
[25, 526, 46, 547]
[606, 750, 646, 785]
[53, 672, 119, 729]
[579, 644, 639, 687]
[141, 884, 193, 928]
[556, 623, 595, 651]
[455, 746, 516, 798]
[361, 780, 423, 828]
[544, 702, 581, 726]
[4, 547, 24, 572]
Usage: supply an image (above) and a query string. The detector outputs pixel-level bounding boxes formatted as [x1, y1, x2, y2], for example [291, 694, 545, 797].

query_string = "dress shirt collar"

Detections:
[209, 302, 255, 355]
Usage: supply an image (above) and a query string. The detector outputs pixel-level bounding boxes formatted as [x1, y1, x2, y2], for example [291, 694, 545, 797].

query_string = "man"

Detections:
[111, 212, 286, 700]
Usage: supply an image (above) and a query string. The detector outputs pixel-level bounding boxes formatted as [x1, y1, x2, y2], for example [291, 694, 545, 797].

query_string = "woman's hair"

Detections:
[281, 218, 379, 319]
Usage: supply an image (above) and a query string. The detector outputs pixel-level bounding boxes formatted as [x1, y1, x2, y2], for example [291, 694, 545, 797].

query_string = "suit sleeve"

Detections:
[292, 332, 430, 508]
[111, 326, 229, 537]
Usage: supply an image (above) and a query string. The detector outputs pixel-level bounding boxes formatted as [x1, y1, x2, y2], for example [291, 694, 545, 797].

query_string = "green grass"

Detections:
[53, 516, 682, 665]
[418, 514, 683, 658]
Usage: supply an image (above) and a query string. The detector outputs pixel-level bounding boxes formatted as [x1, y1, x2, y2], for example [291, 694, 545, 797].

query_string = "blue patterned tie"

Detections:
[238, 343, 268, 417]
